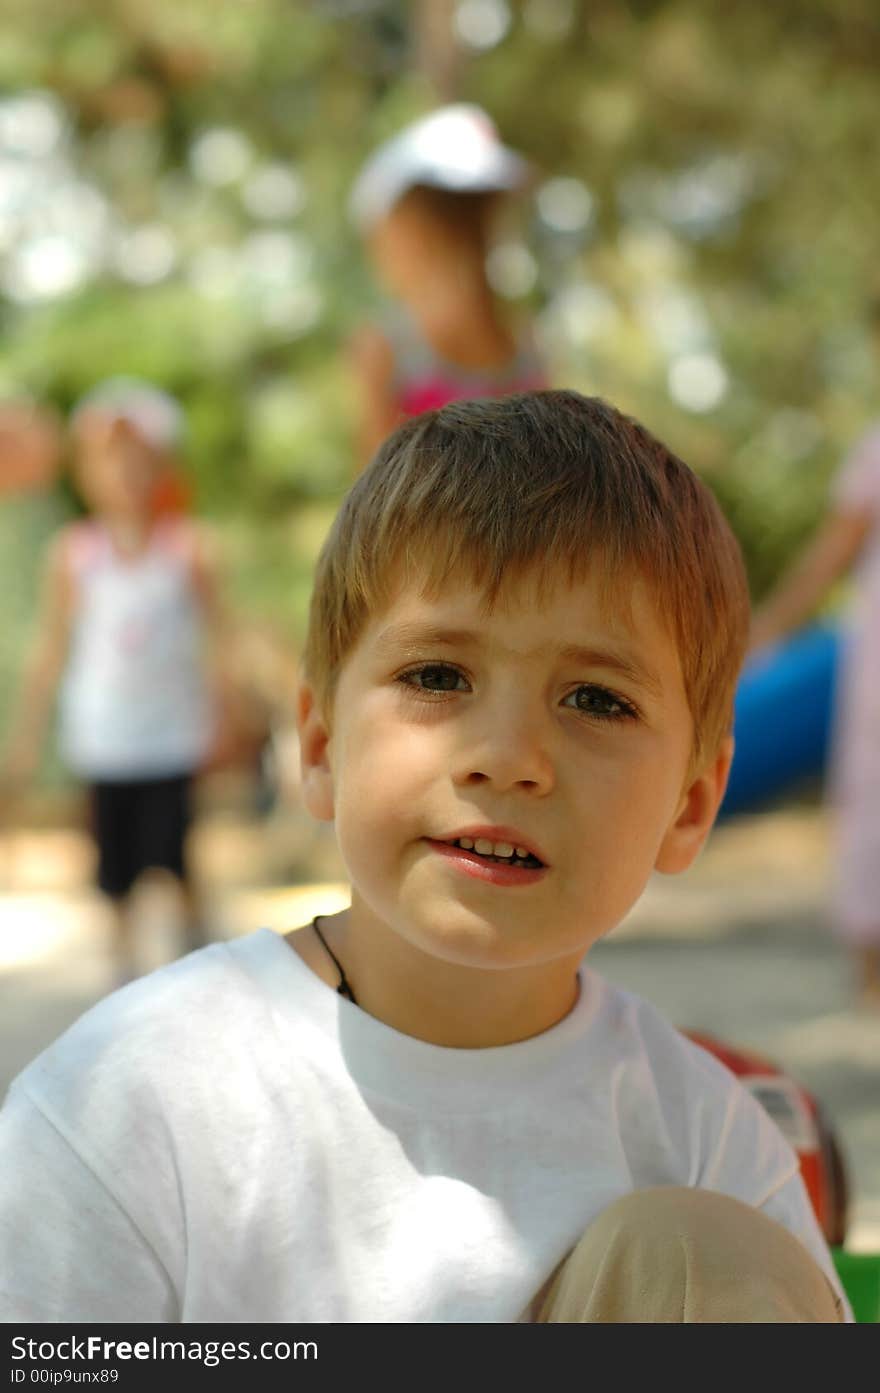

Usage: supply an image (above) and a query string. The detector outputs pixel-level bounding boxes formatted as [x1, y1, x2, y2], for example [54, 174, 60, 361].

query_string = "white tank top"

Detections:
[58, 520, 214, 780]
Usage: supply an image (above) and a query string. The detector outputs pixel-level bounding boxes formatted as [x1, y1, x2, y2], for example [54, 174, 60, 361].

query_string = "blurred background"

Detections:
[1, 0, 879, 1266]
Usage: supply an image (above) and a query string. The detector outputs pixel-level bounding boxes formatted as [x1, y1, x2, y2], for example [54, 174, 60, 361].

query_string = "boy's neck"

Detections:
[287, 905, 584, 1049]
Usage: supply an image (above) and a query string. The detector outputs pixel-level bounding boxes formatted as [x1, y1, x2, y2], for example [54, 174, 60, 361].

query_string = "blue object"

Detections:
[719, 624, 841, 819]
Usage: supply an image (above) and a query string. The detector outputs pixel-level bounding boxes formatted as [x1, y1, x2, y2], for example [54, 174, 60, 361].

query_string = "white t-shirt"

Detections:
[0, 928, 846, 1323]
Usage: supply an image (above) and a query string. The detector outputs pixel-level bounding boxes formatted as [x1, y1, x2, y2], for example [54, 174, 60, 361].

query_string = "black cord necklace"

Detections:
[312, 916, 358, 1005]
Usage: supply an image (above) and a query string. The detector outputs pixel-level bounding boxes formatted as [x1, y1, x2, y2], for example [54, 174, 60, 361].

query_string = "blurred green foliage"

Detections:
[2, 0, 879, 749]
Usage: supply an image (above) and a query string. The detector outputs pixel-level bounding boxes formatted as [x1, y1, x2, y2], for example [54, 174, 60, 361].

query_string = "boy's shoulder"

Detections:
[584, 969, 805, 1204]
[10, 931, 284, 1126]
[578, 968, 789, 1156]
[582, 965, 731, 1083]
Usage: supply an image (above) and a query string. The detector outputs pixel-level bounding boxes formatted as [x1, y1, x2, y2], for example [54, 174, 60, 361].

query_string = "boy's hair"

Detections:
[303, 391, 750, 771]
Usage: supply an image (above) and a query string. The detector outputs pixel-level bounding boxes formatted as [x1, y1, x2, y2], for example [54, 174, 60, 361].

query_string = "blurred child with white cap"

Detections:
[349, 104, 546, 465]
[1, 378, 232, 982]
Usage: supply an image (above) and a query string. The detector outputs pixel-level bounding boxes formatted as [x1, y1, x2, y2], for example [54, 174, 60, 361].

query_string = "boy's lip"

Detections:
[432, 824, 549, 866]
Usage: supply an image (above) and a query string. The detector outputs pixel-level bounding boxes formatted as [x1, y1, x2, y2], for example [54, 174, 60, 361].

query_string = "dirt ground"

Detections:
[1, 794, 878, 1255]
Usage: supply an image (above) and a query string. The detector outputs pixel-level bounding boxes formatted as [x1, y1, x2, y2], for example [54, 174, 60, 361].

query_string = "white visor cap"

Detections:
[71, 377, 183, 452]
[349, 104, 531, 231]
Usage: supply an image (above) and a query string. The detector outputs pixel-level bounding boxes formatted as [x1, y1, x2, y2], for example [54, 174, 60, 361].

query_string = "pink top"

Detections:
[828, 423, 880, 939]
[387, 312, 547, 418]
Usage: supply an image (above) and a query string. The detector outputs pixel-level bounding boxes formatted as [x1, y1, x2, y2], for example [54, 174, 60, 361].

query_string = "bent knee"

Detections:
[539, 1187, 844, 1323]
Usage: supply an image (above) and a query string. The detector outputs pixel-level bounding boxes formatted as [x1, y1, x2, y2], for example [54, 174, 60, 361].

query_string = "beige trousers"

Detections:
[536, 1188, 845, 1323]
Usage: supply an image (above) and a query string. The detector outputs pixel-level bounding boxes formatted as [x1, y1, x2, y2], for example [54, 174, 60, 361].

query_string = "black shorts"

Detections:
[89, 773, 194, 899]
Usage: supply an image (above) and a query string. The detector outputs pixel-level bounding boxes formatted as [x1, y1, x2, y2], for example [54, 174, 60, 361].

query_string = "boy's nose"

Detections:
[453, 704, 555, 795]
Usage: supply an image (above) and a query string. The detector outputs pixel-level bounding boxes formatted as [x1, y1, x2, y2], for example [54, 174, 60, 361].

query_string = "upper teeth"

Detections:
[456, 837, 531, 859]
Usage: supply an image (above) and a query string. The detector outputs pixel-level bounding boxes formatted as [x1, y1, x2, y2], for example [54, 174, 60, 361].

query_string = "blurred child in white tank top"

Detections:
[1, 380, 233, 982]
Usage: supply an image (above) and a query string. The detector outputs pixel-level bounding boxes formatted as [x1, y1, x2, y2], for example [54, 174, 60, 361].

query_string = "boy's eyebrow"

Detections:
[373, 623, 665, 696]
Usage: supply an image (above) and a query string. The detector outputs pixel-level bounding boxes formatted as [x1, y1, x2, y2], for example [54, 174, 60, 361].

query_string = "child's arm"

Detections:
[185, 524, 260, 769]
[749, 506, 873, 651]
[349, 325, 401, 470]
[187, 520, 230, 639]
[0, 532, 75, 792]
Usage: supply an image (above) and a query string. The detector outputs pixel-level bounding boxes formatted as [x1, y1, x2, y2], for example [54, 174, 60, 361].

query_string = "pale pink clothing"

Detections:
[829, 424, 880, 944]
[385, 309, 546, 419]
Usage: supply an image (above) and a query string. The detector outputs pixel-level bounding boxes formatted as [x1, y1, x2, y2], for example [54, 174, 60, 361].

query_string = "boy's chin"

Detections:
[397, 915, 592, 974]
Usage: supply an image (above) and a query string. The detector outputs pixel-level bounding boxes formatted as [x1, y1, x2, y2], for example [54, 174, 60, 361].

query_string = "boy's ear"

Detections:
[296, 678, 335, 823]
[654, 735, 734, 875]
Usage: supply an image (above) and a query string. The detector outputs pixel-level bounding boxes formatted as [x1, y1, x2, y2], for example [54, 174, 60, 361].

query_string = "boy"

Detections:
[0, 391, 848, 1322]
[1, 380, 228, 982]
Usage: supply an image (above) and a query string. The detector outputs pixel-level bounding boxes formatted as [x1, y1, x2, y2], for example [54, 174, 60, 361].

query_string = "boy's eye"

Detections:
[563, 684, 638, 720]
[397, 670, 637, 717]
[398, 663, 469, 693]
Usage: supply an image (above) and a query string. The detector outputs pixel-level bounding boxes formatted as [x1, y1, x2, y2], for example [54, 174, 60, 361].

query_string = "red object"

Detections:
[151, 468, 191, 516]
[682, 1031, 848, 1247]
[398, 369, 547, 419]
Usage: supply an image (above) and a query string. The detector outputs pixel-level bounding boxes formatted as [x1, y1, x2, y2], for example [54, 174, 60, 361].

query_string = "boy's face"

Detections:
[299, 567, 731, 985]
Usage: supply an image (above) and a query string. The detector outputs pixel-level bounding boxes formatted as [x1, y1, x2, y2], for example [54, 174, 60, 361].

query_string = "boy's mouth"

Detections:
[443, 837, 544, 869]
[425, 836, 548, 887]
[425, 826, 549, 884]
